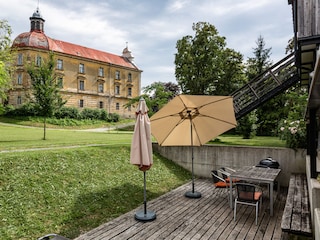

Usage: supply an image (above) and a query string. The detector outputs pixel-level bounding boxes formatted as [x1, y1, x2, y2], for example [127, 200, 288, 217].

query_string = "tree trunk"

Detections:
[43, 117, 46, 140]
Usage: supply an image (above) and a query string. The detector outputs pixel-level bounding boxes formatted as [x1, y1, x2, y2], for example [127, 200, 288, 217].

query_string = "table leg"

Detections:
[270, 181, 274, 216]
[229, 176, 233, 208]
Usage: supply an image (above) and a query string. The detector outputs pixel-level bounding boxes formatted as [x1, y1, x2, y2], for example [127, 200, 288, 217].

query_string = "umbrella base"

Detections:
[135, 210, 156, 222]
[185, 191, 202, 198]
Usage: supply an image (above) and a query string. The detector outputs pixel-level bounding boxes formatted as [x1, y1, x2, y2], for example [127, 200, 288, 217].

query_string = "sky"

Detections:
[1, 0, 294, 89]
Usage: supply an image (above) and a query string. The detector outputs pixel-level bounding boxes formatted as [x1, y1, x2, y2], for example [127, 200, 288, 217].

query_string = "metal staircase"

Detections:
[232, 52, 300, 119]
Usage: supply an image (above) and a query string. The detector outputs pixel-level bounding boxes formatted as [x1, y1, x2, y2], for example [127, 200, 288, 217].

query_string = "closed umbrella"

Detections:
[130, 97, 156, 221]
[150, 95, 237, 198]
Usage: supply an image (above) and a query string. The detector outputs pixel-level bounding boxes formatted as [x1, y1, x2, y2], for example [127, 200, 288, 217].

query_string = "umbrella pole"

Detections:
[143, 171, 147, 214]
[134, 170, 156, 222]
[185, 112, 201, 199]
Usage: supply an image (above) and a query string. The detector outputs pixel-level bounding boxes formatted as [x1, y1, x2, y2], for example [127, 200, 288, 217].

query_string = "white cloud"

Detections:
[0, 0, 294, 88]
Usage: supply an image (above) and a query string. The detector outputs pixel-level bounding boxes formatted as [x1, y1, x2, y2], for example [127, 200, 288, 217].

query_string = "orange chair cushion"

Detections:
[254, 192, 262, 201]
[214, 181, 231, 188]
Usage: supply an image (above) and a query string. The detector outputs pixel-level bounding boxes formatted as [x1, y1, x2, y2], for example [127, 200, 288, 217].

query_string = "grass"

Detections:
[0, 146, 191, 240]
[0, 124, 134, 151]
[0, 120, 286, 239]
[211, 134, 286, 148]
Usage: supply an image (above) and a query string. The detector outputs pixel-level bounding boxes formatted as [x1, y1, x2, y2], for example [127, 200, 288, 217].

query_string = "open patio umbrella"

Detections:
[130, 97, 156, 221]
[150, 95, 237, 198]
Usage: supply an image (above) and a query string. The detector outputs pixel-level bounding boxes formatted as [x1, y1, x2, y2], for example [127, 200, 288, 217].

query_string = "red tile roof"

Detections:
[12, 32, 139, 70]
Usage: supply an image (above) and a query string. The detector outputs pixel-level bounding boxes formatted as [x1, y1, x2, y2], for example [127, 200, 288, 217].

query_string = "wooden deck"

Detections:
[74, 179, 287, 240]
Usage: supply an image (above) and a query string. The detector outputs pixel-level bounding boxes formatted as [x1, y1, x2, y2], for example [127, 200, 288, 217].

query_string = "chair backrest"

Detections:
[211, 170, 221, 183]
[236, 183, 256, 201]
[218, 168, 229, 179]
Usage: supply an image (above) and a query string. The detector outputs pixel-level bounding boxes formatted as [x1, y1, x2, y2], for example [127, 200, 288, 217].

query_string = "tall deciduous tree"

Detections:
[27, 52, 66, 139]
[175, 22, 245, 95]
[125, 81, 180, 116]
[0, 19, 15, 113]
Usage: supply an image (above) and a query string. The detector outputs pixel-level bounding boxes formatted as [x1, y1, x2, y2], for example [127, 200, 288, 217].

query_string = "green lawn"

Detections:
[0, 146, 191, 240]
[0, 123, 133, 151]
[0, 121, 286, 239]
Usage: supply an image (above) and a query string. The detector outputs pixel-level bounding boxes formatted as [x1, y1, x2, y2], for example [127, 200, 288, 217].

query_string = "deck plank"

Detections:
[74, 179, 288, 240]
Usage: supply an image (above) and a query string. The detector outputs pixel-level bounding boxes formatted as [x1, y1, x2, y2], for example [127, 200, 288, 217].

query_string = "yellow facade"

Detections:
[9, 8, 141, 118]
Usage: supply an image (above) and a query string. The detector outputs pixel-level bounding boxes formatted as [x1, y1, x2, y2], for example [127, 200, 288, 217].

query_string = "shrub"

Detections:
[108, 112, 120, 122]
[55, 107, 80, 119]
[4, 103, 38, 117]
[80, 108, 101, 120]
[279, 119, 307, 149]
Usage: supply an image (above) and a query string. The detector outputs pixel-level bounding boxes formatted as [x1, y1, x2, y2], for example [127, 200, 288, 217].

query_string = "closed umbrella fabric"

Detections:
[130, 98, 153, 171]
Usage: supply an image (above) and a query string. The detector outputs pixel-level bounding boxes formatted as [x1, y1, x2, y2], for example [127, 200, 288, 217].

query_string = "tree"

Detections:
[245, 35, 272, 79]
[0, 20, 15, 113]
[175, 22, 245, 95]
[243, 35, 278, 137]
[125, 81, 180, 116]
[27, 52, 66, 139]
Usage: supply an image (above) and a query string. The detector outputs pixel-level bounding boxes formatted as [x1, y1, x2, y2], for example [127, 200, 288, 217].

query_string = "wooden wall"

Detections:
[297, 0, 320, 38]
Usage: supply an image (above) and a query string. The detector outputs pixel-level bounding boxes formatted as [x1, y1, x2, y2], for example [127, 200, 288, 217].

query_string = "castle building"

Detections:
[9, 7, 141, 118]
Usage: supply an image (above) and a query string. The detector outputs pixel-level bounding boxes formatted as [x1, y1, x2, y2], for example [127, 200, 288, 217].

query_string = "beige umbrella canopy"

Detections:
[150, 94, 237, 198]
[130, 97, 156, 221]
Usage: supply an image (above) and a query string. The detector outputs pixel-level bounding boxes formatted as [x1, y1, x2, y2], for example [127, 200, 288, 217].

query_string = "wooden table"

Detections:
[229, 166, 281, 216]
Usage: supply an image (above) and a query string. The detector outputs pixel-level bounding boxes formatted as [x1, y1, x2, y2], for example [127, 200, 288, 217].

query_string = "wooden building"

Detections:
[289, 0, 320, 237]
[9, 8, 141, 118]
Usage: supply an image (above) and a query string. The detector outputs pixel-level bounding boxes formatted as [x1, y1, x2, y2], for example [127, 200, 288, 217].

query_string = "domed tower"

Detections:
[12, 7, 49, 49]
[30, 7, 45, 33]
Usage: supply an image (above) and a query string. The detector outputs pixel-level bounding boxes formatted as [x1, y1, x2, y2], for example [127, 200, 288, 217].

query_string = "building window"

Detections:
[115, 70, 120, 80]
[115, 85, 120, 95]
[57, 59, 63, 70]
[79, 99, 84, 108]
[36, 55, 42, 66]
[79, 63, 85, 74]
[128, 105, 131, 111]
[98, 67, 104, 77]
[116, 102, 120, 110]
[99, 101, 103, 108]
[17, 96, 22, 105]
[128, 73, 132, 82]
[17, 73, 23, 85]
[17, 53, 23, 65]
[98, 83, 104, 93]
[79, 80, 85, 90]
[57, 77, 63, 88]
[128, 87, 132, 96]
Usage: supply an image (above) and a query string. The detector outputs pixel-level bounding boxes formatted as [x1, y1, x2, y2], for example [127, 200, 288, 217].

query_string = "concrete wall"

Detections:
[153, 143, 307, 187]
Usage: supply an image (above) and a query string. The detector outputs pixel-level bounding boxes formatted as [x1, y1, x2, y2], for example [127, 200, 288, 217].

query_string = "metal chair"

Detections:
[234, 183, 262, 225]
[211, 170, 231, 188]
[218, 167, 240, 183]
